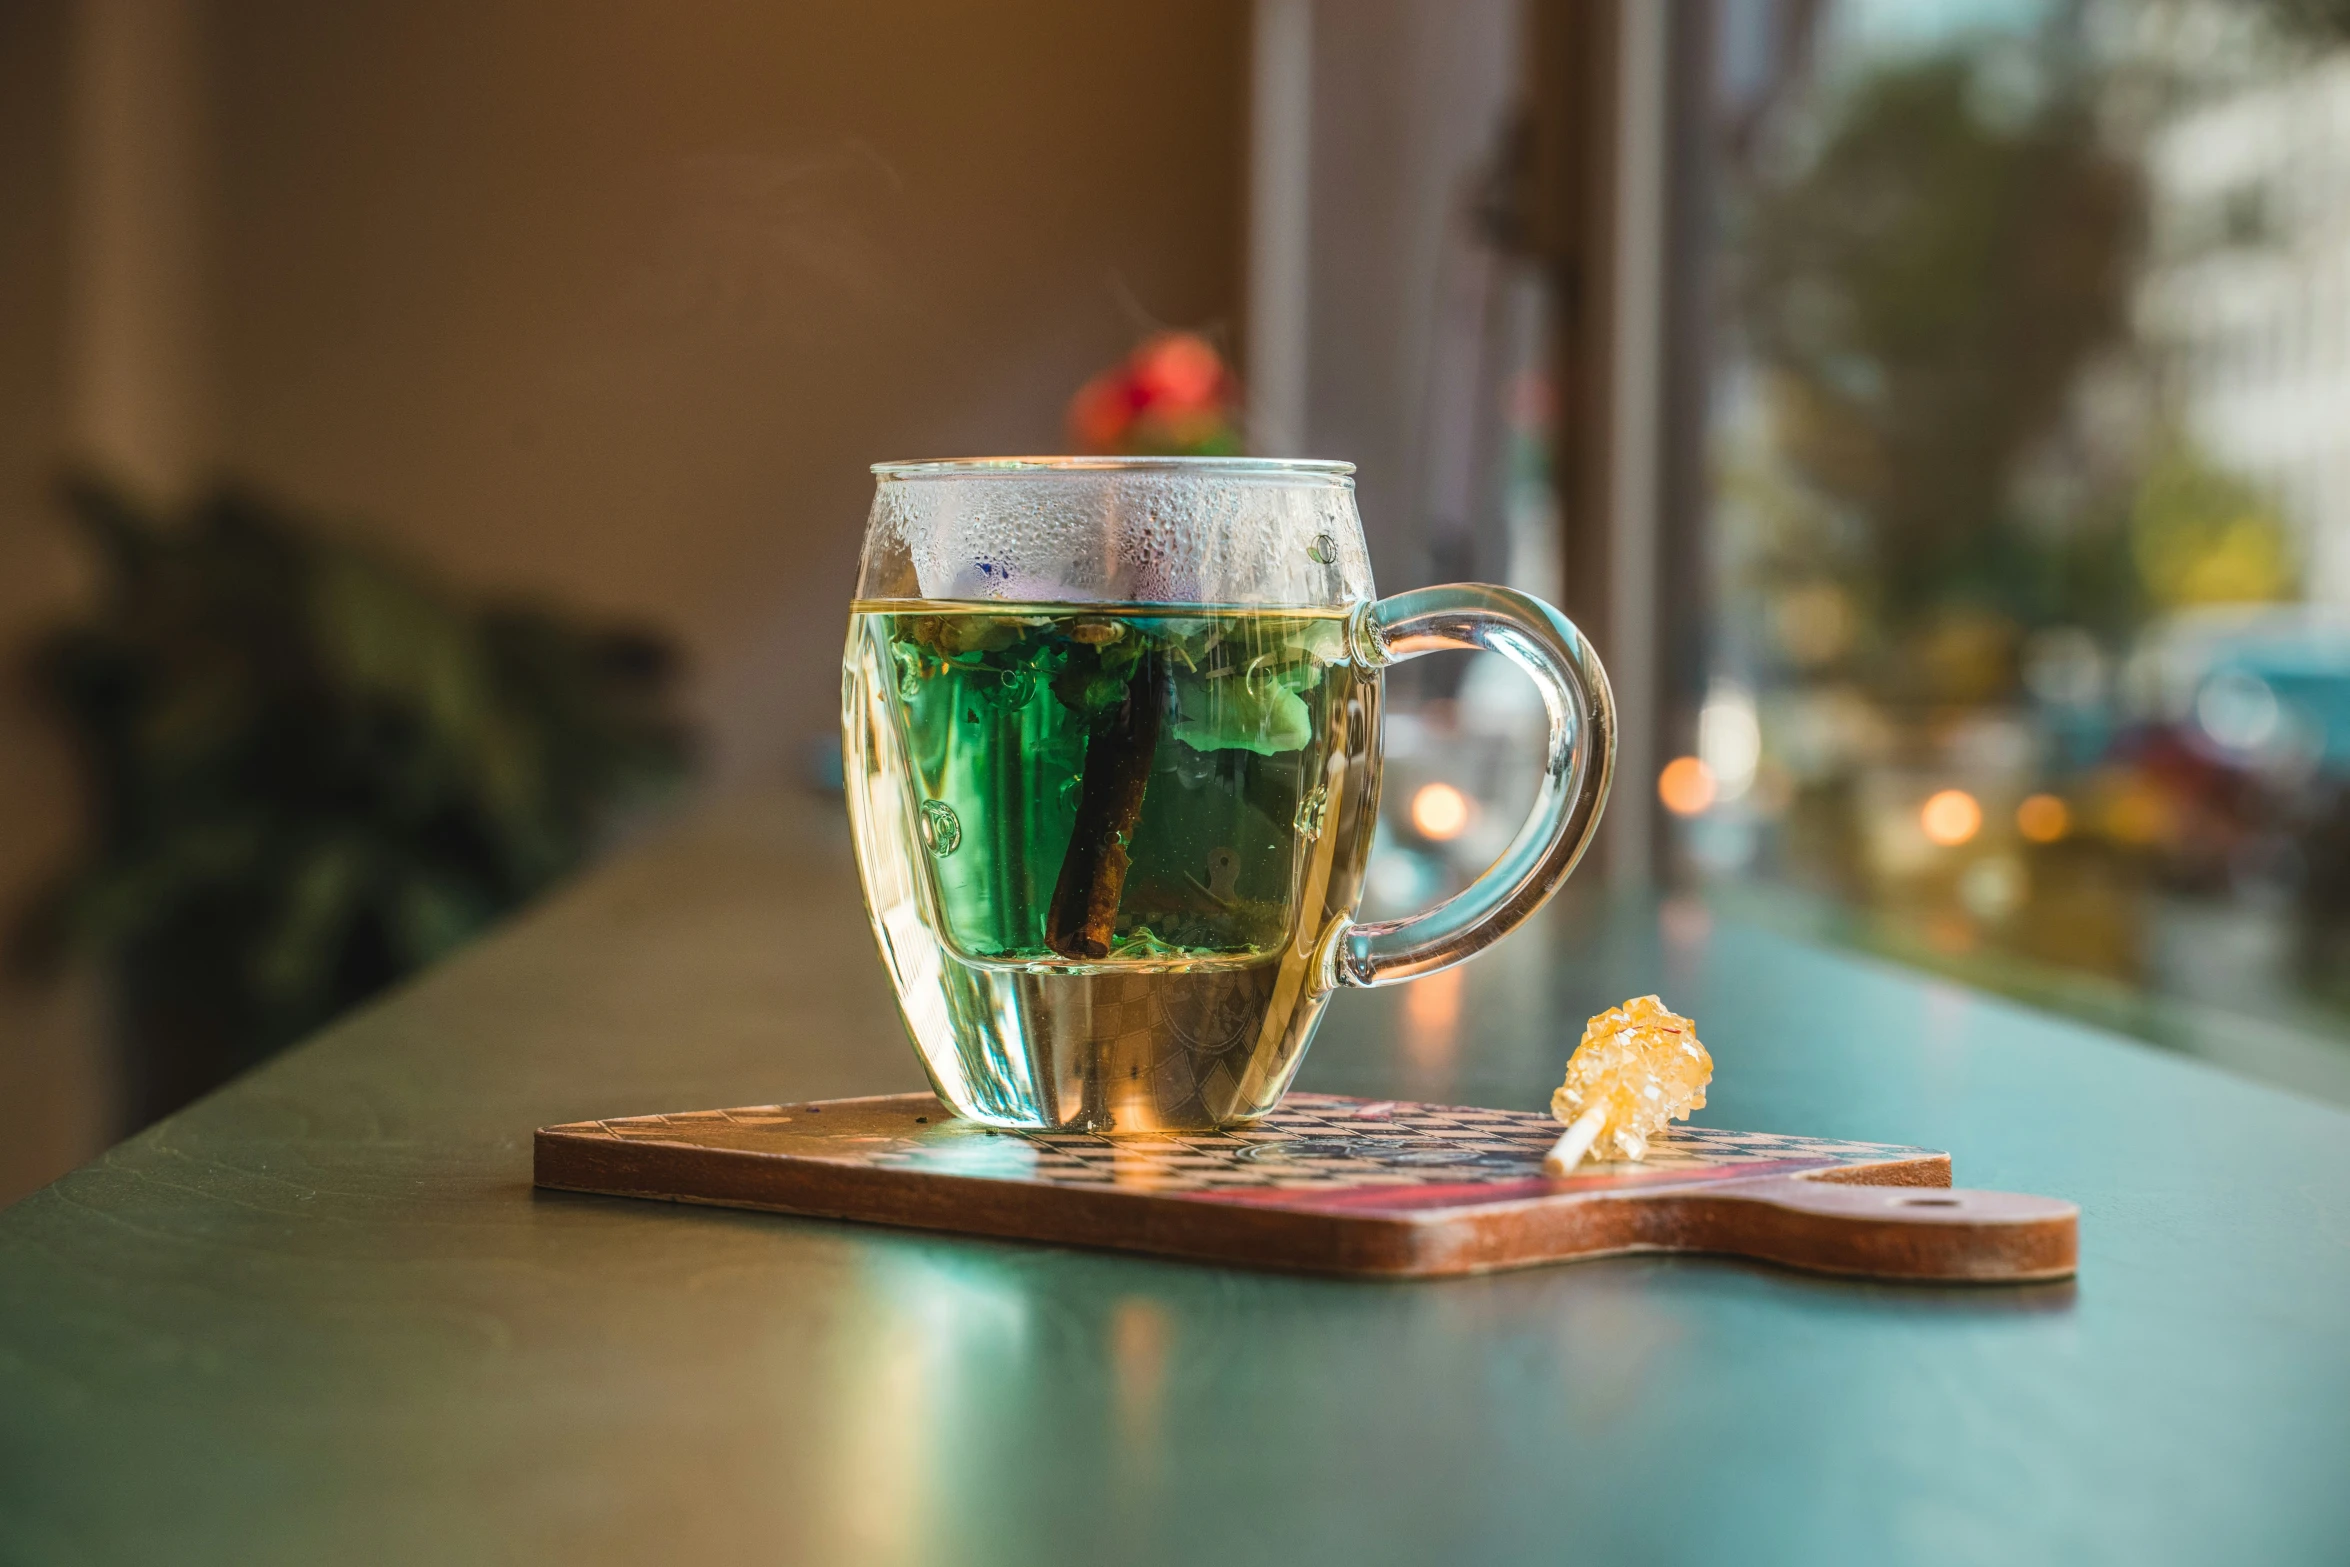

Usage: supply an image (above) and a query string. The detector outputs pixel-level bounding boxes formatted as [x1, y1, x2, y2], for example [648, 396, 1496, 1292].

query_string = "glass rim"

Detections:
[870, 454, 1356, 481]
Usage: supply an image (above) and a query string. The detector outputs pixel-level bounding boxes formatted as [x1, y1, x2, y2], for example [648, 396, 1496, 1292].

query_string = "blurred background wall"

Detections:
[0, 0, 1247, 1201]
[0, 2, 94, 1198]
[206, 0, 1244, 783]
[1301, 0, 1520, 583]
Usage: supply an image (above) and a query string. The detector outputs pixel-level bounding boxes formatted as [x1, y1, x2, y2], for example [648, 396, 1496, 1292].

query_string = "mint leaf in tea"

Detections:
[854, 605, 1363, 966]
[843, 600, 1379, 1130]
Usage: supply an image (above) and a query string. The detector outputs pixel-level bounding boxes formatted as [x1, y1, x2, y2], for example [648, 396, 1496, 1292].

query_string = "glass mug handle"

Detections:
[1323, 584, 1617, 991]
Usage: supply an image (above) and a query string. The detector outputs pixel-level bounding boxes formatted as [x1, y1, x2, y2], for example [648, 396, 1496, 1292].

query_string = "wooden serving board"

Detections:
[534, 1092, 2077, 1282]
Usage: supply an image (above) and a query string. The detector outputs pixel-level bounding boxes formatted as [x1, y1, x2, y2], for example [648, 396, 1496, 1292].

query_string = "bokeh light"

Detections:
[2016, 793, 2070, 844]
[1401, 966, 1464, 1074]
[1409, 782, 1471, 841]
[1921, 789, 1983, 847]
[1696, 686, 1760, 799]
[1657, 756, 1718, 817]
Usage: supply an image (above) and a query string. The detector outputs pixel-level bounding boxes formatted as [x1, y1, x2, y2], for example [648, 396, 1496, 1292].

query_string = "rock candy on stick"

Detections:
[1542, 995, 1713, 1176]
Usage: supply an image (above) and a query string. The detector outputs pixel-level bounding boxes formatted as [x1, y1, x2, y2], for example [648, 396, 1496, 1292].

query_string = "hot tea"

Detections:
[844, 603, 1380, 1130]
[845, 456, 1611, 1134]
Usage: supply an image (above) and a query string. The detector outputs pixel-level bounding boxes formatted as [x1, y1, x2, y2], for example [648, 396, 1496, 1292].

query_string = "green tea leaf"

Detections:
[1169, 657, 1321, 755]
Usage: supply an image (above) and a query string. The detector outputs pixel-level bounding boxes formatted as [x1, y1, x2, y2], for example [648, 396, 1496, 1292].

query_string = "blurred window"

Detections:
[1686, 0, 2350, 1057]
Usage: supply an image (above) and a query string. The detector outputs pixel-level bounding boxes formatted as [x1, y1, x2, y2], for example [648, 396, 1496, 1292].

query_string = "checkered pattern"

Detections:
[625, 1091, 1926, 1195]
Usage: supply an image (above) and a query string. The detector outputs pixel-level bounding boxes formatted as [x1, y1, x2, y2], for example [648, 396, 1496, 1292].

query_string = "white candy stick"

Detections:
[1543, 1104, 1610, 1177]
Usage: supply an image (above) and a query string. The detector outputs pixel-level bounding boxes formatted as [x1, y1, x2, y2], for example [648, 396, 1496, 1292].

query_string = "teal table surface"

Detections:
[4, 793, 2348, 1566]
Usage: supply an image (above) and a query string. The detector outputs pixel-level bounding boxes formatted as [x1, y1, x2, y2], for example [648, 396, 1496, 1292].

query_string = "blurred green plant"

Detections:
[13, 478, 693, 1124]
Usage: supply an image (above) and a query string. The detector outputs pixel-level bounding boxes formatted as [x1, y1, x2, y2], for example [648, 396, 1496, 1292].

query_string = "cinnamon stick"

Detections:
[1047, 651, 1165, 959]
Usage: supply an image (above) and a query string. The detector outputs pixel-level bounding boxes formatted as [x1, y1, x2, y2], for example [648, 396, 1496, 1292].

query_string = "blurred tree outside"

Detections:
[13, 480, 693, 1126]
[1737, 54, 2147, 706]
[2130, 443, 2298, 608]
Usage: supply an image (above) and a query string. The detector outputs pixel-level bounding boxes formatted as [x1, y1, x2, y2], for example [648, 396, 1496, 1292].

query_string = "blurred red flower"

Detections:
[1067, 331, 1243, 456]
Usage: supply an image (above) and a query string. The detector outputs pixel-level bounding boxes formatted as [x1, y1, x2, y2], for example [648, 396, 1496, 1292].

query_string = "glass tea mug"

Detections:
[843, 457, 1613, 1132]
